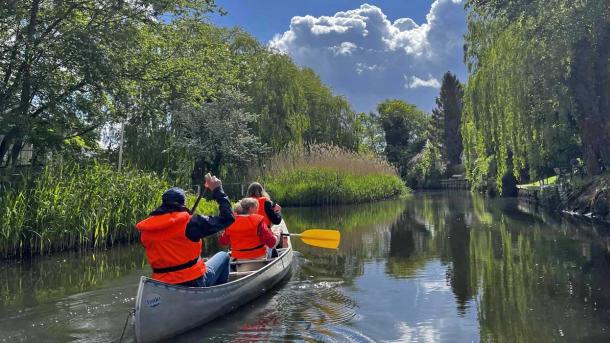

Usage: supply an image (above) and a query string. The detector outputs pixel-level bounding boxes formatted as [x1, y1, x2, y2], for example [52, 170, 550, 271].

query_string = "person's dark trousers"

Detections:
[178, 251, 230, 287]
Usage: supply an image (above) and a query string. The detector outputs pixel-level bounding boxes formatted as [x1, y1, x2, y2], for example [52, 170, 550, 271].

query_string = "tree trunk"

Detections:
[191, 157, 206, 187]
[210, 152, 223, 176]
[569, 30, 610, 175]
[0, 127, 18, 167]
[9, 136, 24, 166]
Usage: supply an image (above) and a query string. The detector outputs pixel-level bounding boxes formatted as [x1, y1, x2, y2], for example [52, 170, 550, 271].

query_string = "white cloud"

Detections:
[269, 0, 467, 112]
[330, 41, 358, 56]
[406, 75, 441, 89]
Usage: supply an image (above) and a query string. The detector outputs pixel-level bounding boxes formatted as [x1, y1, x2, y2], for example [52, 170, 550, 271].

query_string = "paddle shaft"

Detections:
[281, 233, 338, 241]
[190, 185, 203, 214]
[190, 174, 211, 214]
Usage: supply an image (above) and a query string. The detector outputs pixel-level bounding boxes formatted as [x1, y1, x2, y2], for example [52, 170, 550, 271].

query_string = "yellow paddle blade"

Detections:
[298, 229, 341, 249]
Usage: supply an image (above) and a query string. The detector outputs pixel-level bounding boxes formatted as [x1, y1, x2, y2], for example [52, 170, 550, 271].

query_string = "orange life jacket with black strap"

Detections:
[227, 214, 267, 259]
[254, 197, 272, 226]
[136, 211, 206, 284]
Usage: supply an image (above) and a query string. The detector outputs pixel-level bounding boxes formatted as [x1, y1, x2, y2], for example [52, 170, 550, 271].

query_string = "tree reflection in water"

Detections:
[2, 193, 610, 342]
[286, 192, 610, 342]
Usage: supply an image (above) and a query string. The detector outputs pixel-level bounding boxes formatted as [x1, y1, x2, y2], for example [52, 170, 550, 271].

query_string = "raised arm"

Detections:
[185, 179, 235, 241]
[264, 200, 282, 225]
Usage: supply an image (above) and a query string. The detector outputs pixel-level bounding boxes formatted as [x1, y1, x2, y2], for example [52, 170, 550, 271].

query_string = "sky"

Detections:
[210, 0, 468, 113]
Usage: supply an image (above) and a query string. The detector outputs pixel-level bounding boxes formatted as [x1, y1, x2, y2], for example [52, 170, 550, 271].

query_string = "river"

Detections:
[1, 192, 610, 342]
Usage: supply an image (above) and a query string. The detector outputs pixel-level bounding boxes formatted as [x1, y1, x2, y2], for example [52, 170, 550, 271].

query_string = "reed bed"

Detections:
[264, 144, 408, 206]
[267, 144, 398, 176]
[0, 163, 216, 258]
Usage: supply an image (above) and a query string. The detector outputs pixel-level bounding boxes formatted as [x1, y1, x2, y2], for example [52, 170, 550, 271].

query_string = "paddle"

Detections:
[190, 173, 210, 214]
[282, 229, 341, 249]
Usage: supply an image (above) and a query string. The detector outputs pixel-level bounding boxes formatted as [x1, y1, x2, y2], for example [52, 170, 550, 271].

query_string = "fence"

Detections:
[440, 178, 470, 190]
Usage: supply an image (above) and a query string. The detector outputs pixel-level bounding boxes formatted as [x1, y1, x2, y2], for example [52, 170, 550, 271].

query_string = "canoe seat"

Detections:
[231, 258, 270, 272]
[231, 258, 275, 265]
[228, 270, 256, 281]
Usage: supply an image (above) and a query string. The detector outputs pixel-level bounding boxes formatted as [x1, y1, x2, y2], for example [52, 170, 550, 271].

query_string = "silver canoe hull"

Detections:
[134, 222, 293, 343]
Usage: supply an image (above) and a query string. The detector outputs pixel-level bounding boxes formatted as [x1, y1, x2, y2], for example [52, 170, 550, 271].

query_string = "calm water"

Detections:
[2, 192, 610, 342]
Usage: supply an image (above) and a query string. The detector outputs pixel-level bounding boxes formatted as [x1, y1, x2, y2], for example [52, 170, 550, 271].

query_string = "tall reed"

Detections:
[0, 163, 215, 258]
[263, 144, 408, 206]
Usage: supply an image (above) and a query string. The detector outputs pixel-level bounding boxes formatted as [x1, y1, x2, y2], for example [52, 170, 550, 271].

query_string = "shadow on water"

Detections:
[2, 193, 610, 342]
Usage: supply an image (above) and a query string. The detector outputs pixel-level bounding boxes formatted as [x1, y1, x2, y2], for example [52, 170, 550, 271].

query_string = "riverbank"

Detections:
[0, 152, 405, 258]
[518, 174, 610, 222]
[4, 192, 610, 342]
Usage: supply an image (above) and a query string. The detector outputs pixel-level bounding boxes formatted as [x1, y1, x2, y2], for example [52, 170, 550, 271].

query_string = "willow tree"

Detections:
[117, 20, 257, 181]
[461, 0, 606, 192]
[246, 53, 309, 151]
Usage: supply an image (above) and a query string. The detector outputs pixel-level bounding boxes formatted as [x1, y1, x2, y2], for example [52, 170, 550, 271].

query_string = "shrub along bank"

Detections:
[264, 144, 409, 206]
[0, 163, 216, 258]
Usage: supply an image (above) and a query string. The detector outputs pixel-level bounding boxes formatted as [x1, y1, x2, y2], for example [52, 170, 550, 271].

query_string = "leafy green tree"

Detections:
[355, 112, 385, 155]
[461, 0, 605, 192]
[246, 53, 361, 153]
[567, 24, 610, 175]
[377, 99, 428, 177]
[0, 0, 218, 166]
[431, 72, 463, 167]
[246, 53, 308, 151]
[173, 89, 265, 185]
[117, 20, 255, 179]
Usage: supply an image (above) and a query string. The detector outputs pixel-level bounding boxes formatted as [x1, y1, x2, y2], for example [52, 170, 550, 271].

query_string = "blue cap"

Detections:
[162, 187, 186, 206]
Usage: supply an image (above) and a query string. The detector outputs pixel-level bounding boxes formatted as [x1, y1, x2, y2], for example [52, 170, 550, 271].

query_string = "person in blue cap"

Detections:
[136, 175, 235, 287]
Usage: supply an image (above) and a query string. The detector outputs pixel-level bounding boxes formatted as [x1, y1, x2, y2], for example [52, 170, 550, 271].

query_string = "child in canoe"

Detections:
[245, 182, 282, 226]
[220, 197, 282, 271]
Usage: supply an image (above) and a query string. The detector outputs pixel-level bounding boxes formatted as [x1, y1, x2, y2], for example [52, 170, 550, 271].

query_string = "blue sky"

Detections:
[211, 1, 435, 42]
[209, 0, 468, 113]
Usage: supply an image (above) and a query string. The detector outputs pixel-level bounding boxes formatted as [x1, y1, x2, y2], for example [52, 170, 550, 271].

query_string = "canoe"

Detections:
[133, 221, 293, 342]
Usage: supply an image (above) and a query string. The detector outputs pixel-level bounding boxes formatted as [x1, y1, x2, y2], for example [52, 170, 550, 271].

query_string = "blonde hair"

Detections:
[235, 197, 259, 215]
[246, 182, 270, 200]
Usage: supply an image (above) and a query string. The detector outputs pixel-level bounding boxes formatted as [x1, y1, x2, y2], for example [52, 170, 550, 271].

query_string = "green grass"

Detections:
[0, 162, 216, 258]
[265, 167, 408, 206]
[517, 175, 558, 189]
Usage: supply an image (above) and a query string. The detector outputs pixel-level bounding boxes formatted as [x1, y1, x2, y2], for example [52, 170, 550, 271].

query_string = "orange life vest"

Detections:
[255, 197, 272, 226]
[136, 211, 205, 284]
[226, 214, 267, 259]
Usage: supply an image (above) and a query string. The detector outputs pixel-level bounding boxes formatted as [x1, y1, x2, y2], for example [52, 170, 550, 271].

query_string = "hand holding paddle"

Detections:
[190, 173, 214, 214]
[204, 173, 222, 191]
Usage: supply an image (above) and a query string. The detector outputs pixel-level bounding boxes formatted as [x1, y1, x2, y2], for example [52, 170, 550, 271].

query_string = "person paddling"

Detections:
[245, 182, 282, 226]
[136, 175, 234, 287]
[219, 197, 282, 271]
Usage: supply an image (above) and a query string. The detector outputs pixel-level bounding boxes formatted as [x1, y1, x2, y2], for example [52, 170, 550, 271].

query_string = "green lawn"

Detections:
[517, 175, 558, 189]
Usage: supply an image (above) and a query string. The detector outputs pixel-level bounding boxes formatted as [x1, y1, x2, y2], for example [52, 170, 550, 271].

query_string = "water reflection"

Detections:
[285, 193, 610, 342]
[2, 193, 610, 342]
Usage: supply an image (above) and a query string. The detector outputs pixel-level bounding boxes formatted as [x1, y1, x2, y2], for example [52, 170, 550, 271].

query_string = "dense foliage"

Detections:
[0, 162, 217, 257]
[0, 1, 366, 187]
[0, 1, 219, 165]
[462, 0, 609, 192]
[377, 100, 428, 179]
[0, 2, 409, 257]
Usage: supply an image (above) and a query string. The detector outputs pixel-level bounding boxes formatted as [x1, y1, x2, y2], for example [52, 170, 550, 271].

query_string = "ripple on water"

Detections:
[275, 278, 357, 326]
[186, 257, 370, 343]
